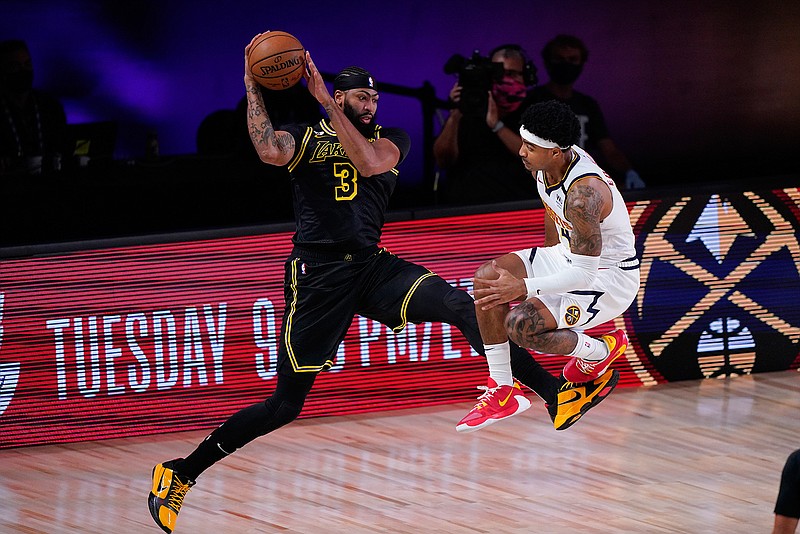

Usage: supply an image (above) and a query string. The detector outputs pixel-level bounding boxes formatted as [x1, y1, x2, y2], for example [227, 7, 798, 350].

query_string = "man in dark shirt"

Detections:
[527, 34, 645, 189]
[0, 39, 65, 177]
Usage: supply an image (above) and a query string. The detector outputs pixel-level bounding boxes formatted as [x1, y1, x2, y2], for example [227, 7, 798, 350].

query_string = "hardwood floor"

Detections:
[1, 370, 798, 533]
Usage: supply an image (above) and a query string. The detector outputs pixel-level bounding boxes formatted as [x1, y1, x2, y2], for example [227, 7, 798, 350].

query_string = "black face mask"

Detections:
[2, 70, 34, 93]
[546, 62, 583, 85]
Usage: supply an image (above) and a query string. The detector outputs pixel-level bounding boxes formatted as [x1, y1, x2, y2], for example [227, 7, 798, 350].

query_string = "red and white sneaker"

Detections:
[456, 378, 532, 433]
[562, 329, 628, 383]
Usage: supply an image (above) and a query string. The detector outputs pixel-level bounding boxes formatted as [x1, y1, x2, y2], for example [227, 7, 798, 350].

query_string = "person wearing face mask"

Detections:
[433, 44, 539, 205]
[528, 34, 646, 190]
[0, 39, 66, 177]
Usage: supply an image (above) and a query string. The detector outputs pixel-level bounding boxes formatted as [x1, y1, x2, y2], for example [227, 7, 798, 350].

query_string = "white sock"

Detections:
[485, 342, 513, 386]
[568, 332, 609, 362]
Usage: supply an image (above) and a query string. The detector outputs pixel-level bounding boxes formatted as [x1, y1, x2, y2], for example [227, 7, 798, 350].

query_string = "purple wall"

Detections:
[4, 0, 799, 187]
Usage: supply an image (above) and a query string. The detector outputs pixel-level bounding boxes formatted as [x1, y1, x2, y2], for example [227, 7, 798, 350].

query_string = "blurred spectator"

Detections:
[235, 81, 323, 155]
[774, 448, 800, 534]
[196, 109, 239, 157]
[433, 44, 538, 205]
[528, 34, 645, 189]
[193, 81, 324, 222]
[196, 82, 323, 160]
[0, 39, 66, 177]
[250, 81, 323, 129]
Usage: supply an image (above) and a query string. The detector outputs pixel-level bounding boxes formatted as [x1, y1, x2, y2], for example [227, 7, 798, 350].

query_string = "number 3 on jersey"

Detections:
[334, 162, 358, 200]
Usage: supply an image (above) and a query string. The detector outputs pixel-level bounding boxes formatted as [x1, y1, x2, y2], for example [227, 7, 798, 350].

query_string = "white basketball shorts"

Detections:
[513, 246, 640, 330]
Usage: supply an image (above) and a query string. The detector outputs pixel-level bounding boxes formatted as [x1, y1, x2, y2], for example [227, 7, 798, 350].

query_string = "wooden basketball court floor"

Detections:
[2, 370, 798, 534]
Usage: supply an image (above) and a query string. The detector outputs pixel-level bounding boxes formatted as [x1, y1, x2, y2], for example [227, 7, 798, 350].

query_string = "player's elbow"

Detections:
[358, 165, 381, 177]
[256, 145, 291, 167]
[257, 149, 279, 166]
[357, 159, 394, 177]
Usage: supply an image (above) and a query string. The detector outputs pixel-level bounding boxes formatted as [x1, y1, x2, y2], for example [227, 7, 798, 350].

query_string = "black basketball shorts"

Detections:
[277, 248, 436, 373]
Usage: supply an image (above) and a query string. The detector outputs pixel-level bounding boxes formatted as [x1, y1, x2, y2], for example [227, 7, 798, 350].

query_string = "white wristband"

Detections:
[524, 278, 540, 299]
[491, 120, 504, 133]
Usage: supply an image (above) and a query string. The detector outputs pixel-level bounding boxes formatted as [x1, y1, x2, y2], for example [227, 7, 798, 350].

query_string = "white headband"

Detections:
[519, 126, 569, 150]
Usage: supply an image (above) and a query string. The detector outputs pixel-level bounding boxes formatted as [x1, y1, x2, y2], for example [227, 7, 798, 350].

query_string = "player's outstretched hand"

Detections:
[304, 51, 333, 107]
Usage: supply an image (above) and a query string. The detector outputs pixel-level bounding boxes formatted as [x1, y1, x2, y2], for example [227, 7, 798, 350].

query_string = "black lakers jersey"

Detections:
[282, 119, 411, 251]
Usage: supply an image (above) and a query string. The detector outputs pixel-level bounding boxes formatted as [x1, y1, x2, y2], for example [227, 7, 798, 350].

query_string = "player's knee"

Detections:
[260, 378, 310, 433]
[441, 285, 479, 327]
[442, 286, 476, 319]
[260, 396, 304, 432]
[474, 260, 498, 285]
[505, 306, 542, 348]
[272, 399, 303, 427]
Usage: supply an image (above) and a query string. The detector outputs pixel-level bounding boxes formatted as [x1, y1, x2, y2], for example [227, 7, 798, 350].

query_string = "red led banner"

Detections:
[2, 187, 799, 448]
[0, 210, 588, 448]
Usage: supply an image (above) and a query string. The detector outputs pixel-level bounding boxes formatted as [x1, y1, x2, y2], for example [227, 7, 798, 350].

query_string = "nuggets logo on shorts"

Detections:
[564, 305, 581, 326]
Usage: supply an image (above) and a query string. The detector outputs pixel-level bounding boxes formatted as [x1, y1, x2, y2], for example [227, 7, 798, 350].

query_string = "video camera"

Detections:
[443, 50, 505, 118]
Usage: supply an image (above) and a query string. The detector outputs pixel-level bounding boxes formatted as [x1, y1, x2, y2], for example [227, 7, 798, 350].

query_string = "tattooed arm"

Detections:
[564, 176, 611, 257]
[244, 33, 296, 167]
[515, 175, 612, 297]
[474, 175, 612, 309]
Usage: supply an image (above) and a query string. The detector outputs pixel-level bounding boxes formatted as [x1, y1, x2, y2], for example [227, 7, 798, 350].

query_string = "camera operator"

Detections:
[433, 45, 537, 205]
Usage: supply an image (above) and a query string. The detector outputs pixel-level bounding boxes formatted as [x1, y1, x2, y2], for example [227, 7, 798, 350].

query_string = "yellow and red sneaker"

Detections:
[562, 329, 628, 383]
[547, 368, 620, 431]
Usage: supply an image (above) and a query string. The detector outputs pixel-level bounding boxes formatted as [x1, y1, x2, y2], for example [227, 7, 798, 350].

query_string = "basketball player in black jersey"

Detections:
[147, 32, 617, 533]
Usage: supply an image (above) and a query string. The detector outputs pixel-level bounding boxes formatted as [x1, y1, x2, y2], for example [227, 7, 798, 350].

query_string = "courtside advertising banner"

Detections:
[1, 187, 798, 448]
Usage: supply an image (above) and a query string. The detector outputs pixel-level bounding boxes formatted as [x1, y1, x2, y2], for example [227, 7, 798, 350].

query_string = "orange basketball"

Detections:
[247, 31, 306, 90]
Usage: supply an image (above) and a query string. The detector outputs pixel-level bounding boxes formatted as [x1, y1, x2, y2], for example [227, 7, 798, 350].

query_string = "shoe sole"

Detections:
[148, 463, 174, 534]
[555, 369, 619, 431]
[147, 493, 172, 534]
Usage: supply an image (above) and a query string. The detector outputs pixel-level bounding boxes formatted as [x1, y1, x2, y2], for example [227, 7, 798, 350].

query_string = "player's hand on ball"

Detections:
[244, 32, 268, 81]
[247, 31, 305, 90]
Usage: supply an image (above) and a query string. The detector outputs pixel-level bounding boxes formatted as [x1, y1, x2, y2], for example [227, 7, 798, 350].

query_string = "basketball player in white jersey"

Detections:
[456, 99, 640, 432]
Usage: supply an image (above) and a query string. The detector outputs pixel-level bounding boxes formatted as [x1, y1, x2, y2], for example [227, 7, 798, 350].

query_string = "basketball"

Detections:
[248, 31, 306, 90]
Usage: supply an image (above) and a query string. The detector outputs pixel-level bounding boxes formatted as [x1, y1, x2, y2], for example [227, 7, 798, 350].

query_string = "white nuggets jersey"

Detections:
[536, 145, 636, 267]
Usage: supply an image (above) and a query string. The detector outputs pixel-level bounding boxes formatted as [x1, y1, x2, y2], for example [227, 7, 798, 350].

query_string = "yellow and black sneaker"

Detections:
[148, 459, 195, 533]
[547, 368, 620, 431]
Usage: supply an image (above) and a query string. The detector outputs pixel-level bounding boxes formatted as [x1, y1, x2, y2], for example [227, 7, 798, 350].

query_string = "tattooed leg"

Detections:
[505, 299, 577, 355]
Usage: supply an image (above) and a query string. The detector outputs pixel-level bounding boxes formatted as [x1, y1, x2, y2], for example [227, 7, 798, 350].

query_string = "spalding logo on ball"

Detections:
[248, 31, 306, 90]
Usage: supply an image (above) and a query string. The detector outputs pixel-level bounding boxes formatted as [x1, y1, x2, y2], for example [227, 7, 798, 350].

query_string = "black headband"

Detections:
[334, 71, 376, 92]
